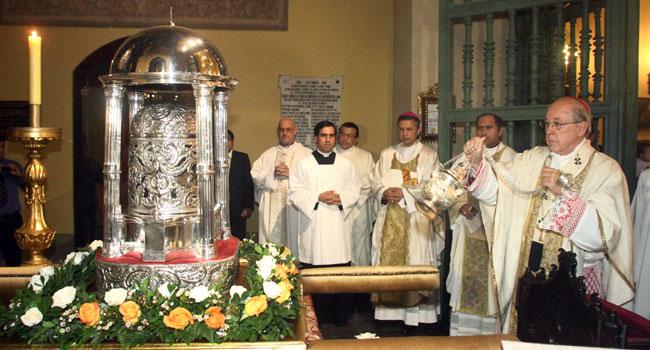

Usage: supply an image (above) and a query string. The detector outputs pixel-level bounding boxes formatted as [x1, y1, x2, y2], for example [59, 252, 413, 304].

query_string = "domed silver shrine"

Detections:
[96, 25, 239, 294]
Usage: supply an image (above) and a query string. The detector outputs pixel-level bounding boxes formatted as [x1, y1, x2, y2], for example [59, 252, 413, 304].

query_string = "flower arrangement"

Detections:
[0, 239, 301, 348]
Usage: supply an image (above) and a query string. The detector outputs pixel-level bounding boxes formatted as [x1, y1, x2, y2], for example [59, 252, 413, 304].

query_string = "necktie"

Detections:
[0, 176, 7, 207]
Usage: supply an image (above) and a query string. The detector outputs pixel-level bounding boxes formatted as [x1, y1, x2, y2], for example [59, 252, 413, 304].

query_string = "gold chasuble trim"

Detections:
[508, 150, 596, 334]
[597, 213, 635, 300]
[458, 147, 508, 317]
[459, 234, 490, 315]
[376, 154, 421, 306]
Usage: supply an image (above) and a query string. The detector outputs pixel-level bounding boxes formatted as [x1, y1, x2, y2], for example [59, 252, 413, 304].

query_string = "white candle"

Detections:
[28, 31, 41, 105]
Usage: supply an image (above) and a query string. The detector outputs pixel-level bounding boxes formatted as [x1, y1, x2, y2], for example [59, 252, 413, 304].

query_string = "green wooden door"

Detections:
[437, 0, 639, 189]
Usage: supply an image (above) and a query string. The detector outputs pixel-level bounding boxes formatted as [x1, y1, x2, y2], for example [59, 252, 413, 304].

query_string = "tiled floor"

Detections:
[318, 298, 449, 339]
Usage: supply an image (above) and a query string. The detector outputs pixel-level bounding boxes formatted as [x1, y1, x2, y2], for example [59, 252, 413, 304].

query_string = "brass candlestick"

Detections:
[8, 104, 61, 266]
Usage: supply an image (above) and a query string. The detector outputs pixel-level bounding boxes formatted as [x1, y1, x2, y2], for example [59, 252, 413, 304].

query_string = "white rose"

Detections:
[268, 245, 279, 257]
[256, 255, 276, 281]
[64, 252, 89, 265]
[51, 286, 76, 308]
[89, 240, 103, 251]
[263, 281, 281, 299]
[104, 288, 128, 306]
[20, 307, 43, 327]
[189, 285, 210, 303]
[355, 332, 379, 339]
[229, 285, 247, 298]
[39, 266, 55, 278]
[157, 282, 173, 298]
[28, 275, 45, 294]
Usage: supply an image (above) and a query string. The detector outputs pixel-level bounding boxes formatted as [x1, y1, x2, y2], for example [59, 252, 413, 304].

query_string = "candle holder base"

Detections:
[8, 126, 62, 267]
[15, 226, 55, 266]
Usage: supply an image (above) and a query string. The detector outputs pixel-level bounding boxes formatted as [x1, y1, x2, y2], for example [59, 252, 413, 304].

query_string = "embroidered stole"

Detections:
[376, 153, 419, 306]
[458, 148, 508, 316]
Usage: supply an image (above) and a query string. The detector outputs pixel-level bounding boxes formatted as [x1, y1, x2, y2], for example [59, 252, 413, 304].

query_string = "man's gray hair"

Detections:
[571, 104, 592, 134]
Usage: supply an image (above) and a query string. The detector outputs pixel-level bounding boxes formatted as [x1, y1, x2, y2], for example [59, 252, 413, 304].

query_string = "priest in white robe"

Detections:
[447, 113, 516, 335]
[289, 120, 360, 325]
[336, 122, 375, 266]
[631, 169, 650, 319]
[251, 117, 311, 252]
[464, 97, 634, 334]
[370, 111, 444, 327]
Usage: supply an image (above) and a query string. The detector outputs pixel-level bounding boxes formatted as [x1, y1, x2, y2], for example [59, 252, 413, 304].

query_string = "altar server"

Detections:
[335, 122, 375, 266]
[289, 120, 360, 325]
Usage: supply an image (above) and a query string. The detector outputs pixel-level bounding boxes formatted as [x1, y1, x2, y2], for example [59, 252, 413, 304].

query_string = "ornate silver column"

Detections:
[128, 91, 144, 125]
[102, 83, 125, 258]
[194, 84, 216, 259]
[214, 90, 230, 239]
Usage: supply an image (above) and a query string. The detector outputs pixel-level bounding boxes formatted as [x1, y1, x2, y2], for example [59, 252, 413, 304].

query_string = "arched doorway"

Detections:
[72, 37, 126, 248]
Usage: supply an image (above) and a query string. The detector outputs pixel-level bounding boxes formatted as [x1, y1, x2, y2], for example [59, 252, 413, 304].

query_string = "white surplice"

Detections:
[631, 169, 650, 319]
[336, 145, 375, 266]
[447, 142, 516, 335]
[370, 141, 444, 326]
[469, 140, 635, 333]
[289, 152, 360, 265]
[251, 142, 311, 252]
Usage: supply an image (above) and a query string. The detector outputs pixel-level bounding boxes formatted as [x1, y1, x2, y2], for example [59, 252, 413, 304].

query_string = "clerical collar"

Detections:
[312, 150, 336, 165]
[335, 145, 353, 155]
[396, 141, 422, 163]
[278, 142, 295, 150]
[484, 142, 502, 157]
[548, 139, 587, 169]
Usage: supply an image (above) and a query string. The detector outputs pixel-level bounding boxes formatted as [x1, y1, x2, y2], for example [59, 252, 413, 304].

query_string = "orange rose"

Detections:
[244, 295, 268, 317]
[79, 302, 100, 326]
[275, 280, 294, 304]
[274, 264, 289, 281]
[205, 306, 225, 330]
[163, 307, 194, 330]
[119, 301, 141, 324]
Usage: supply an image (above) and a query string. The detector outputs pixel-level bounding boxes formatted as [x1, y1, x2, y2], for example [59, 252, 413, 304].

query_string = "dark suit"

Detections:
[229, 150, 254, 239]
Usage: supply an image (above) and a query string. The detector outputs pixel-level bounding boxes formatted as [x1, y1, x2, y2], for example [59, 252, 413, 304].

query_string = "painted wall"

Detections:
[0, 0, 394, 234]
[639, 0, 650, 98]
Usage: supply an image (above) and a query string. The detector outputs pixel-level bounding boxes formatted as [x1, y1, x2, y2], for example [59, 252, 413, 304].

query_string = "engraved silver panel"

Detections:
[128, 102, 198, 217]
[95, 248, 239, 295]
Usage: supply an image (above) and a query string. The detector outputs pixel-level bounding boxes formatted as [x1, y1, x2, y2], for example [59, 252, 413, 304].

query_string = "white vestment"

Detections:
[251, 142, 311, 253]
[631, 169, 650, 319]
[289, 152, 360, 265]
[469, 140, 634, 333]
[336, 145, 375, 266]
[370, 141, 444, 326]
[447, 142, 516, 335]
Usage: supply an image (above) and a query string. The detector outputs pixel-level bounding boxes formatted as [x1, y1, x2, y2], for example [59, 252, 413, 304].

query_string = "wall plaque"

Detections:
[279, 75, 343, 148]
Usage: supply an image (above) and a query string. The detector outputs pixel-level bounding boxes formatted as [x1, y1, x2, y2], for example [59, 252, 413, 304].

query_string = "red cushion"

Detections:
[96, 237, 239, 265]
[598, 298, 650, 338]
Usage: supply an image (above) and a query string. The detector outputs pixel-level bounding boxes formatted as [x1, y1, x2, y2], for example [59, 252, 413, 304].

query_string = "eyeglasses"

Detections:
[538, 120, 583, 131]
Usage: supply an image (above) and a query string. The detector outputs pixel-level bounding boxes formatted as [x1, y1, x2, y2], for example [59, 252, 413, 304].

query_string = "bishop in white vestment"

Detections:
[251, 117, 311, 252]
[631, 169, 650, 319]
[370, 112, 444, 326]
[336, 122, 375, 266]
[447, 113, 516, 335]
[464, 97, 634, 334]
